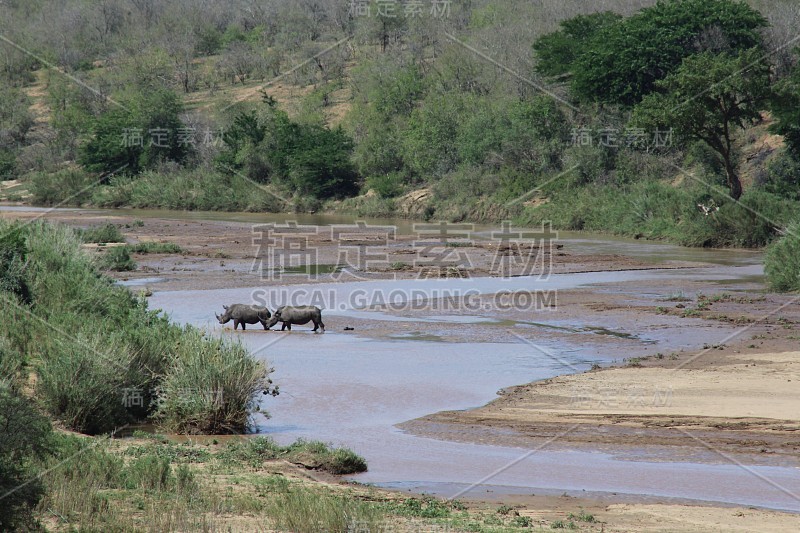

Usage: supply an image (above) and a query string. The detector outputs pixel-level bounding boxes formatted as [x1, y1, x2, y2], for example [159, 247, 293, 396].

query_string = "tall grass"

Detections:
[519, 180, 794, 248]
[92, 168, 286, 212]
[0, 220, 273, 435]
[79, 223, 125, 243]
[267, 488, 384, 533]
[765, 223, 800, 292]
[154, 330, 268, 434]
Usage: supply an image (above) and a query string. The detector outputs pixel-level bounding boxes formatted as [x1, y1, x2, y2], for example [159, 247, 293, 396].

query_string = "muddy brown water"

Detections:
[150, 263, 800, 513]
[6, 206, 795, 511]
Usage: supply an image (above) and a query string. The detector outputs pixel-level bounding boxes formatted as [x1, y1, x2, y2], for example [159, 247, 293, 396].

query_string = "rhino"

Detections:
[216, 304, 271, 331]
[266, 305, 325, 333]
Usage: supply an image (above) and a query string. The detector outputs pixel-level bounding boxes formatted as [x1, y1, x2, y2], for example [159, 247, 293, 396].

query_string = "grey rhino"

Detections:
[266, 305, 325, 333]
[216, 304, 271, 331]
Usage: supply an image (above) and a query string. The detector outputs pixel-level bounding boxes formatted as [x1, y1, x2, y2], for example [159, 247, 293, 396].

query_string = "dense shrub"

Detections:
[0, 220, 274, 435]
[80, 223, 125, 243]
[153, 330, 269, 434]
[765, 224, 800, 292]
[28, 168, 98, 206]
[96, 246, 137, 271]
[0, 385, 53, 531]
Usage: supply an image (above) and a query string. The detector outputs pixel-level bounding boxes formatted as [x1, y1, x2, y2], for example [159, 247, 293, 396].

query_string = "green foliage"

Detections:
[125, 454, 174, 491]
[760, 150, 800, 201]
[267, 488, 384, 533]
[0, 220, 273, 435]
[633, 48, 771, 198]
[771, 65, 800, 159]
[153, 330, 269, 434]
[521, 177, 791, 248]
[96, 246, 137, 271]
[569, 0, 766, 105]
[127, 242, 183, 254]
[0, 385, 53, 531]
[218, 100, 360, 199]
[0, 223, 31, 303]
[765, 224, 800, 292]
[217, 437, 367, 475]
[388, 497, 452, 518]
[93, 168, 285, 212]
[28, 168, 98, 206]
[79, 89, 190, 175]
[533, 11, 622, 77]
[36, 332, 137, 434]
[80, 223, 125, 243]
[0, 80, 33, 179]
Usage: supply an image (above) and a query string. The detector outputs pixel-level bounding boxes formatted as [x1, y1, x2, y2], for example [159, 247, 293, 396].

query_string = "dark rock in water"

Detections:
[344, 326, 354, 331]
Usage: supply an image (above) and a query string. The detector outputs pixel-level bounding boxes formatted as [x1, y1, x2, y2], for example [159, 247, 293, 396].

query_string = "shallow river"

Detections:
[140, 221, 797, 513]
[6, 206, 796, 511]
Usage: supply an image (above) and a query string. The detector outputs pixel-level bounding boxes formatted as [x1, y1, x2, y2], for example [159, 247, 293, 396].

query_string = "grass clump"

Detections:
[218, 437, 367, 475]
[96, 245, 137, 271]
[0, 384, 53, 531]
[128, 241, 183, 254]
[267, 487, 384, 533]
[765, 224, 800, 292]
[388, 496, 453, 518]
[153, 330, 270, 434]
[80, 223, 125, 243]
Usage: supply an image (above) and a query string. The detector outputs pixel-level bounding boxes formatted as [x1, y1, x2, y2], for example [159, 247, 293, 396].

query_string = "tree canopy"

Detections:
[534, 0, 768, 106]
[632, 48, 771, 199]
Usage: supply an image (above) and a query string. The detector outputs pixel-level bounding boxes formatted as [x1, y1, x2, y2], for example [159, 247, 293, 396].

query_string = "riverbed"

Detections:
[4, 205, 798, 514]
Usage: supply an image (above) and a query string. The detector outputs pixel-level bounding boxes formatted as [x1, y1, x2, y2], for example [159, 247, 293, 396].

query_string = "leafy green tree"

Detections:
[533, 12, 622, 78]
[80, 89, 189, 175]
[770, 63, 800, 159]
[632, 49, 771, 199]
[569, 0, 766, 105]
[218, 98, 360, 199]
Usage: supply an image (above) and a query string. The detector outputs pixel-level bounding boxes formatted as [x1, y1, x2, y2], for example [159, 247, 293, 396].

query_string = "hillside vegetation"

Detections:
[1, 0, 800, 285]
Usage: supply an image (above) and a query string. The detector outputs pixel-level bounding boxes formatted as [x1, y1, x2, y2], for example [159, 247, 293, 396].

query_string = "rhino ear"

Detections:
[223, 305, 228, 310]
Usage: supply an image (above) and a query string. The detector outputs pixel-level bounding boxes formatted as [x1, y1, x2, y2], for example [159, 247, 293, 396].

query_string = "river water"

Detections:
[5, 206, 796, 511]
[149, 265, 800, 512]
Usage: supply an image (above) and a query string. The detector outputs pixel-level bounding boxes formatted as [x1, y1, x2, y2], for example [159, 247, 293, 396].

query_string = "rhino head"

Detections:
[216, 305, 231, 324]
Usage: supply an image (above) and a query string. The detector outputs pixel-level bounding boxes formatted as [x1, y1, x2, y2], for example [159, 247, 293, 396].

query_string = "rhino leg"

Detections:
[260, 319, 268, 330]
[233, 319, 240, 330]
[241, 322, 246, 331]
[313, 319, 325, 333]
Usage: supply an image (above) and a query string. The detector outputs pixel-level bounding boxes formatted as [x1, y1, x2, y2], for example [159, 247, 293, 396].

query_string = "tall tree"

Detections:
[632, 49, 771, 199]
[568, 0, 767, 105]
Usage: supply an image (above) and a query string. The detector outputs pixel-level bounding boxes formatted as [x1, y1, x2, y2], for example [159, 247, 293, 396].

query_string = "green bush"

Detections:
[0, 385, 53, 531]
[127, 242, 182, 254]
[0, 220, 273, 435]
[80, 223, 125, 243]
[79, 88, 190, 175]
[28, 168, 97, 206]
[765, 224, 800, 292]
[0, 223, 31, 303]
[92, 168, 284, 212]
[153, 330, 269, 434]
[124, 455, 174, 491]
[96, 246, 137, 271]
[36, 332, 137, 434]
